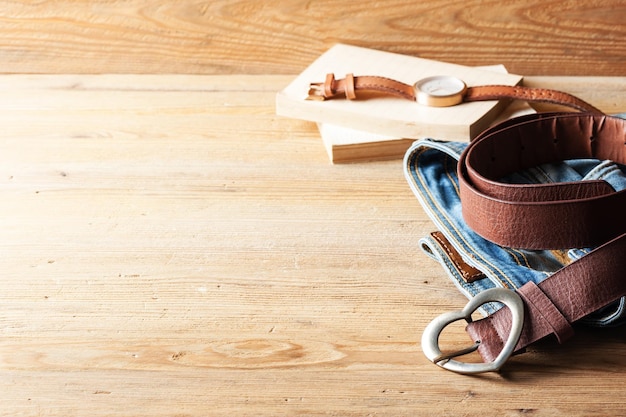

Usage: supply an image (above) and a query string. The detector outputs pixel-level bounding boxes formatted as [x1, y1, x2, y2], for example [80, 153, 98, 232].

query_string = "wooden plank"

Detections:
[1, 74, 626, 416]
[276, 44, 523, 141]
[318, 123, 417, 163]
[0, 1, 623, 76]
[313, 64, 531, 163]
[317, 101, 536, 163]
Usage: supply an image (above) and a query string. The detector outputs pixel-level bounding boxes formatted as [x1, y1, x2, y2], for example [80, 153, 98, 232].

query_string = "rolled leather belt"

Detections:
[459, 112, 626, 363]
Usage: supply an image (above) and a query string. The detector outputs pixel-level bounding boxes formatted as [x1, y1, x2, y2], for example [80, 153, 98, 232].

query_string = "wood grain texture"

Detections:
[0, 74, 625, 416]
[276, 44, 523, 141]
[0, 0, 624, 75]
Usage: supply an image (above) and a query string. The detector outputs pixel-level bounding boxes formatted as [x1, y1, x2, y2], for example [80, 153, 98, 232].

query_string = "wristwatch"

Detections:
[307, 73, 602, 114]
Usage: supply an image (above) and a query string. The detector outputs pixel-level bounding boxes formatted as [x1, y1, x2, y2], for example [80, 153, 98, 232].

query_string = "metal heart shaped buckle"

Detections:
[421, 288, 524, 374]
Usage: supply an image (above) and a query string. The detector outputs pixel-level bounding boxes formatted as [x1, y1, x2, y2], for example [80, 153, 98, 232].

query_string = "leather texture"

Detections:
[460, 112, 626, 363]
[458, 113, 626, 249]
[308, 74, 603, 113]
[464, 85, 602, 113]
[429, 231, 485, 283]
[309, 73, 416, 101]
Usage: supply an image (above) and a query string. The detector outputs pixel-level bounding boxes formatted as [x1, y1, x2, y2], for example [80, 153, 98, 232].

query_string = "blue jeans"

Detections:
[403, 114, 626, 325]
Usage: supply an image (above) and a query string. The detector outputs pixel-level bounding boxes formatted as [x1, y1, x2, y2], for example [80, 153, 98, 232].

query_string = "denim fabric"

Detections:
[403, 114, 626, 325]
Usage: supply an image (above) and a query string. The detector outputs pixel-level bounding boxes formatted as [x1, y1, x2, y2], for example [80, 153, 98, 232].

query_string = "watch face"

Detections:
[414, 76, 467, 107]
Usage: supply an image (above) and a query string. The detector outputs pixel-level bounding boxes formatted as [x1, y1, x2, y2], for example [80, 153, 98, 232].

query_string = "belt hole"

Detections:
[553, 137, 559, 144]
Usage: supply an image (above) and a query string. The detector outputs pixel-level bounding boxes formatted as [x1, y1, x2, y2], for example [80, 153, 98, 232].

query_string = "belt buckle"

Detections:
[421, 288, 524, 374]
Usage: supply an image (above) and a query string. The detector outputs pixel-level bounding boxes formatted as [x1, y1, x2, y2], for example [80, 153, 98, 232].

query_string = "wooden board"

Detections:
[318, 123, 415, 164]
[317, 65, 535, 163]
[319, 101, 537, 163]
[2, 74, 626, 417]
[276, 44, 523, 142]
[0, 1, 623, 76]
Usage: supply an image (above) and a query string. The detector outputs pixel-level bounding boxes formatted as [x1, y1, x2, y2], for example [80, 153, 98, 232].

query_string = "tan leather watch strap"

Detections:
[308, 73, 602, 113]
[458, 113, 626, 363]
[464, 85, 602, 113]
[308, 73, 416, 101]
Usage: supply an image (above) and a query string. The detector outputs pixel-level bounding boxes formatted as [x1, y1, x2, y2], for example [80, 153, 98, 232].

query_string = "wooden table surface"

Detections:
[0, 0, 624, 76]
[1, 74, 625, 416]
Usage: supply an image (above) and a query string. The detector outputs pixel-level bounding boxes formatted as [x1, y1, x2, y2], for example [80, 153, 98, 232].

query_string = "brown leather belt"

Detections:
[422, 112, 626, 373]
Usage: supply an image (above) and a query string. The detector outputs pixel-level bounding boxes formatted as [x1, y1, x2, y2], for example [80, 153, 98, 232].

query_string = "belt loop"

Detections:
[517, 281, 575, 344]
[345, 73, 356, 100]
[324, 73, 335, 97]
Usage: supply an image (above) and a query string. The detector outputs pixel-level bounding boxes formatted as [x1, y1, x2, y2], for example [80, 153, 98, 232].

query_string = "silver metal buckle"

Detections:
[421, 288, 524, 374]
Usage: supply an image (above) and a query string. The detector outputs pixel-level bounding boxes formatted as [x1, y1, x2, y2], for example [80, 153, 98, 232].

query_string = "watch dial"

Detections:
[418, 76, 466, 97]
